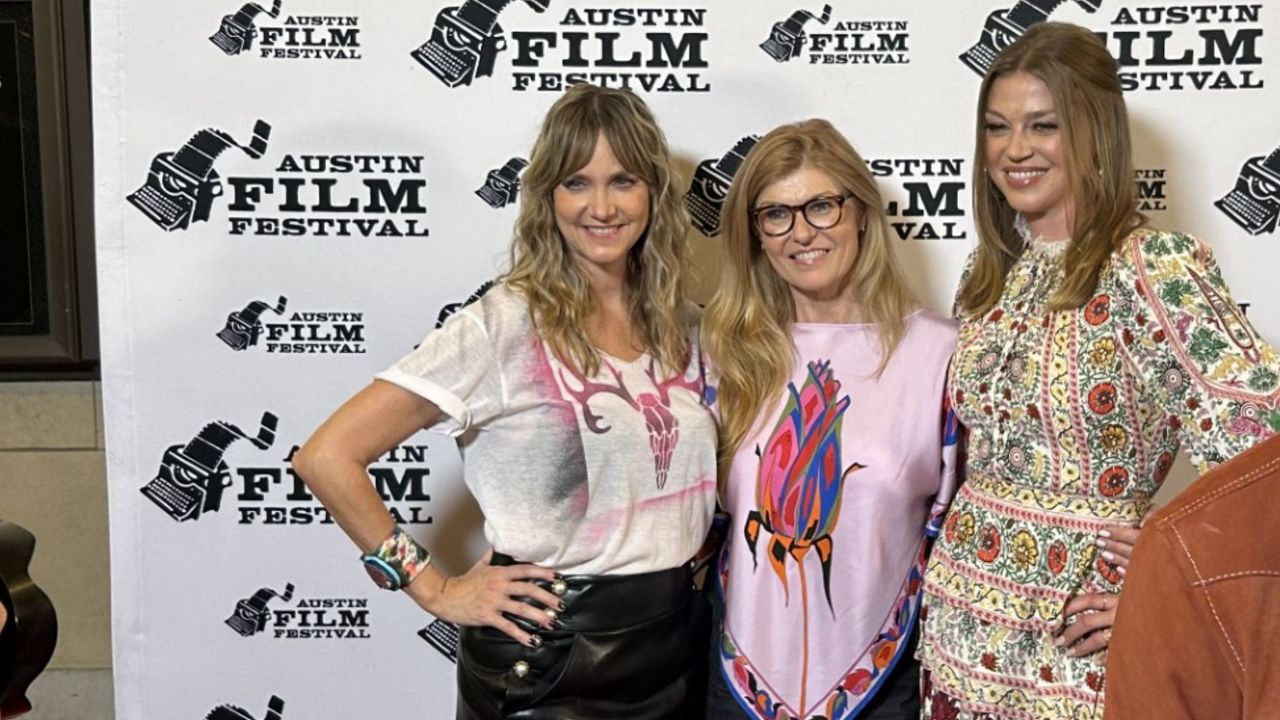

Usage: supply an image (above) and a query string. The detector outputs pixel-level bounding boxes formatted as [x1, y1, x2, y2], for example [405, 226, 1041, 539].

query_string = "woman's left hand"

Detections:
[1095, 507, 1156, 573]
[1095, 525, 1142, 573]
[1056, 511, 1156, 657]
[1056, 592, 1120, 657]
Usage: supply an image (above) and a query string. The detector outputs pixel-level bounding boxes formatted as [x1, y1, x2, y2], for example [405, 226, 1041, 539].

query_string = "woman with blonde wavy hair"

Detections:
[703, 119, 960, 720]
[293, 84, 716, 719]
[917, 22, 1280, 719]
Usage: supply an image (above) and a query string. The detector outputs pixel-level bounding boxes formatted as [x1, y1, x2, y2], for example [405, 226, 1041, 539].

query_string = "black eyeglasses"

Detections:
[751, 193, 854, 237]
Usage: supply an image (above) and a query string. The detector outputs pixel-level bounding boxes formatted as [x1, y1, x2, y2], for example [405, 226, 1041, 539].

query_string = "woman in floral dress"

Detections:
[918, 22, 1280, 719]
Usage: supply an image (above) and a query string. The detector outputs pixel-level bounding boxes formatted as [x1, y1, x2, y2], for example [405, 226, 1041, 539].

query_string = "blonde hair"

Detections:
[959, 21, 1146, 316]
[703, 119, 917, 471]
[506, 84, 692, 376]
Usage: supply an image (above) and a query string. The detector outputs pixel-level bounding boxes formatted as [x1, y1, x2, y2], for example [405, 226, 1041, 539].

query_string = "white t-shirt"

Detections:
[376, 283, 717, 575]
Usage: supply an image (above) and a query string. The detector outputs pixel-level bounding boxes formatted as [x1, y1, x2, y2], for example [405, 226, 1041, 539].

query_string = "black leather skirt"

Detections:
[456, 553, 710, 720]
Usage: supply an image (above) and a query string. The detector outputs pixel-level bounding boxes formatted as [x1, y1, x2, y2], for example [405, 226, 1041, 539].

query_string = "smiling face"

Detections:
[984, 71, 1073, 241]
[553, 132, 650, 285]
[755, 166, 862, 320]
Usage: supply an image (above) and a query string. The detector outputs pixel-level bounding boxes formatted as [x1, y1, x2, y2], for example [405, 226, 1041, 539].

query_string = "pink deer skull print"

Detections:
[559, 355, 704, 489]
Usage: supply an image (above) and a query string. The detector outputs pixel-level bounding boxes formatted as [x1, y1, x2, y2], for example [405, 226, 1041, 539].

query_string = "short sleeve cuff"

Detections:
[374, 369, 471, 437]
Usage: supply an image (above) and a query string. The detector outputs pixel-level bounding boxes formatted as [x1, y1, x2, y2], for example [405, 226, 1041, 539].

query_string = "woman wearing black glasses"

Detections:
[701, 119, 960, 720]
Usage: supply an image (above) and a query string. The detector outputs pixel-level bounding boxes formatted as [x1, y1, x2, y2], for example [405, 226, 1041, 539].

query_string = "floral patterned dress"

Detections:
[918, 225, 1280, 719]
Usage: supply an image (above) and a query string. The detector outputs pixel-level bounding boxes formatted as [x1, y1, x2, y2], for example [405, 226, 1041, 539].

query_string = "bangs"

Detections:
[743, 138, 807, 205]
[744, 127, 871, 211]
[599, 117, 660, 186]
[533, 94, 661, 188]
[537, 118, 600, 188]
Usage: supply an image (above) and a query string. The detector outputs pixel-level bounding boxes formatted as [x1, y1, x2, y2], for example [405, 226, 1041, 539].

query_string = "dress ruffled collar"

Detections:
[1014, 215, 1070, 260]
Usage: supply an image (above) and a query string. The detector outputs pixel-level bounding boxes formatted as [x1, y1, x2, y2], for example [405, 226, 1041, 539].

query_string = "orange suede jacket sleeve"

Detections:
[1106, 433, 1280, 719]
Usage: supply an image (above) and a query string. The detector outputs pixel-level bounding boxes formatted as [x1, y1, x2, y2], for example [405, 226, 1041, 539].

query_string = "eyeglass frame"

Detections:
[750, 192, 857, 237]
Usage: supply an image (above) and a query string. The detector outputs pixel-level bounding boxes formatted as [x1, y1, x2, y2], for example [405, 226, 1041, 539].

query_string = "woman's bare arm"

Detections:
[292, 380, 561, 644]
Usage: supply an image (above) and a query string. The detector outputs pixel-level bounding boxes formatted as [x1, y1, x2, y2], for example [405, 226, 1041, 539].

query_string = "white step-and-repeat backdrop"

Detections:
[91, 1, 1278, 717]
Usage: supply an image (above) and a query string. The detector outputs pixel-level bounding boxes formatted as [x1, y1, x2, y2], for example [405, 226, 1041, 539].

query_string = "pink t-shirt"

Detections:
[716, 309, 959, 719]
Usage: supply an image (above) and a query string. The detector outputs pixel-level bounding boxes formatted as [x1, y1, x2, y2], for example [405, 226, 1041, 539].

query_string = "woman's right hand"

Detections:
[407, 550, 563, 646]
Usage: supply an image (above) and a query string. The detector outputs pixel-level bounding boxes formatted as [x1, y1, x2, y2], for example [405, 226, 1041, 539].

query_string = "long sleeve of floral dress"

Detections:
[1111, 229, 1280, 471]
[919, 227, 1280, 720]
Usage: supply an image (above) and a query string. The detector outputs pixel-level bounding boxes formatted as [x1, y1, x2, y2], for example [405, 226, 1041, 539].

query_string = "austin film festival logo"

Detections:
[226, 583, 372, 640]
[476, 157, 529, 208]
[203, 696, 285, 720]
[228, 149, 429, 238]
[128, 124, 429, 238]
[140, 416, 434, 525]
[413, 0, 549, 86]
[758, 4, 830, 61]
[1135, 168, 1169, 213]
[871, 158, 968, 241]
[139, 412, 278, 522]
[127, 121, 271, 232]
[415, 2, 711, 92]
[1104, 4, 1264, 91]
[235, 440, 433, 525]
[1216, 145, 1280, 234]
[761, 5, 911, 66]
[961, 2, 1266, 92]
[210, 1, 363, 60]
[216, 295, 367, 355]
[686, 135, 760, 237]
[959, 0, 1102, 76]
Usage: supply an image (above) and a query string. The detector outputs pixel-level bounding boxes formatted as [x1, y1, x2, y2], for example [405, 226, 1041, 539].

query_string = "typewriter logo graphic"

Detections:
[127, 121, 272, 231]
[1216, 146, 1280, 235]
[204, 696, 285, 720]
[209, 0, 283, 55]
[476, 157, 529, 208]
[412, 0, 550, 88]
[686, 136, 761, 237]
[759, 4, 832, 62]
[436, 280, 496, 328]
[419, 619, 462, 662]
[960, 0, 1101, 76]
[139, 412, 278, 522]
[225, 583, 295, 637]
[476, 156, 524, 207]
[217, 296, 288, 350]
